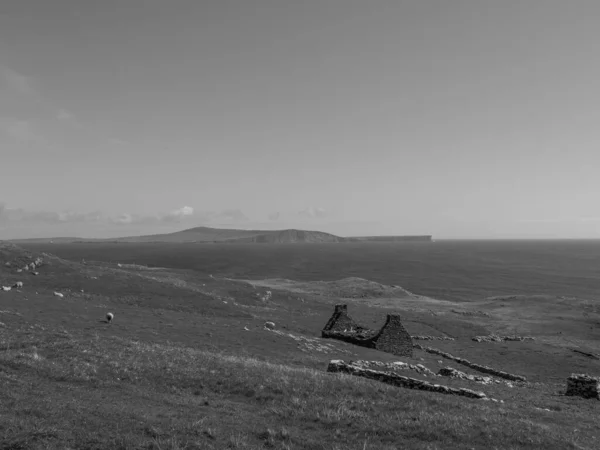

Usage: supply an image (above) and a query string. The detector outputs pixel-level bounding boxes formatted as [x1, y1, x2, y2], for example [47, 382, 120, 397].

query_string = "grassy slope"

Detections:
[0, 242, 599, 449]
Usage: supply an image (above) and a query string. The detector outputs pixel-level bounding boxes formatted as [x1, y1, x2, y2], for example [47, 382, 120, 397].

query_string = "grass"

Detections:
[1, 241, 600, 449]
[1, 325, 598, 450]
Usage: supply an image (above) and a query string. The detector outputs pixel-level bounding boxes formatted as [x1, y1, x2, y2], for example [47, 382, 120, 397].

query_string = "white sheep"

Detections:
[13, 281, 23, 289]
[53, 292, 64, 298]
[106, 312, 114, 323]
[264, 321, 276, 330]
[1, 286, 11, 292]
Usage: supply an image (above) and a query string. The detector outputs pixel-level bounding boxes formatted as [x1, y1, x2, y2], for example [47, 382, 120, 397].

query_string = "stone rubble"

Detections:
[266, 328, 352, 354]
[414, 344, 527, 382]
[327, 360, 489, 400]
[438, 366, 513, 387]
[411, 335, 455, 341]
[565, 373, 600, 400]
[347, 360, 437, 377]
[472, 334, 535, 343]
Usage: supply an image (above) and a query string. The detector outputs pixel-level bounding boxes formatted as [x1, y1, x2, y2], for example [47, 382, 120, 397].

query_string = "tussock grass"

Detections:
[0, 327, 598, 449]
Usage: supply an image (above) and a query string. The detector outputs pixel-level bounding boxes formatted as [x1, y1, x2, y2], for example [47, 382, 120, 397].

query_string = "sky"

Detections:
[1, 0, 600, 239]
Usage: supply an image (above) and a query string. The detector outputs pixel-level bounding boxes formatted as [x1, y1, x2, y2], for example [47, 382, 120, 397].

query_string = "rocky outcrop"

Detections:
[327, 360, 487, 399]
[414, 344, 527, 382]
[565, 374, 600, 399]
[322, 305, 413, 357]
[472, 335, 535, 343]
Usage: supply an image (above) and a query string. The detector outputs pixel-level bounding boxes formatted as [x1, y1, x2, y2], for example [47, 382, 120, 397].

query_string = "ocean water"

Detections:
[19, 240, 600, 303]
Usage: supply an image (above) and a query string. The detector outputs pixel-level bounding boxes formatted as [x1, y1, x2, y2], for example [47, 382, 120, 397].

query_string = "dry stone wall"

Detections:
[412, 335, 455, 341]
[327, 360, 488, 400]
[322, 304, 413, 357]
[414, 344, 527, 382]
[348, 360, 437, 377]
[472, 334, 535, 343]
[565, 374, 600, 399]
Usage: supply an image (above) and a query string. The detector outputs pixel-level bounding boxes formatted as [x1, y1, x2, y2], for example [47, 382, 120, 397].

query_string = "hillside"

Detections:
[8, 226, 432, 244]
[1, 241, 599, 449]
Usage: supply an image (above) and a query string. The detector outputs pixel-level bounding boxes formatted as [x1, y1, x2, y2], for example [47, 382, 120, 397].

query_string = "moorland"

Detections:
[1, 238, 600, 449]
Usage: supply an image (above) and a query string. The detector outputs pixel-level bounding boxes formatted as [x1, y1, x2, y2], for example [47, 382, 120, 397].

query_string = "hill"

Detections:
[8, 226, 433, 244]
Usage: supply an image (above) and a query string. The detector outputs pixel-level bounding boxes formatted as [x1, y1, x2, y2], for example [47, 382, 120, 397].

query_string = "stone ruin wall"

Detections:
[322, 304, 364, 334]
[565, 374, 600, 399]
[327, 360, 489, 400]
[373, 314, 414, 358]
[322, 304, 413, 357]
[414, 344, 527, 382]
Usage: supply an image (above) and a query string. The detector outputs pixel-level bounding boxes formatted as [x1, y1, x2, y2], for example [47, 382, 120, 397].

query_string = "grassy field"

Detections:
[1, 241, 599, 449]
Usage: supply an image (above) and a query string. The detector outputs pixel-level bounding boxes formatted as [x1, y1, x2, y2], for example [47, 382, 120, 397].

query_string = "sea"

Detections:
[19, 239, 600, 303]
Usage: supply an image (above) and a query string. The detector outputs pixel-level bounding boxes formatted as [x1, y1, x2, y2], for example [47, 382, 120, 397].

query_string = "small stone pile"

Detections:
[348, 360, 437, 377]
[327, 360, 488, 400]
[565, 374, 600, 400]
[414, 344, 527, 382]
[412, 335, 455, 341]
[472, 334, 535, 343]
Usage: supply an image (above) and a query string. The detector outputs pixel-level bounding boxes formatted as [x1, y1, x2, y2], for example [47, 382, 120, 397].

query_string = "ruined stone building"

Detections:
[322, 304, 413, 357]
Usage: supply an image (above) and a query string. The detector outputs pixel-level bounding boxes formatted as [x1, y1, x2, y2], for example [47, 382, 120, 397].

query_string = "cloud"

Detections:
[0, 207, 105, 224]
[298, 206, 327, 219]
[56, 108, 75, 121]
[1, 66, 35, 96]
[0, 117, 42, 144]
[215, 209, 249, 223]
[515, 217, 600, 224]
[268, 211, 280, 221]
[160, 206, 195, 223]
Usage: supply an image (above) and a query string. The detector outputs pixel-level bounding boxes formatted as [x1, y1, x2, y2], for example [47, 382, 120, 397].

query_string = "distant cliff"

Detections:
[222, 229, 344, 244]
[8, 227, 432, 244]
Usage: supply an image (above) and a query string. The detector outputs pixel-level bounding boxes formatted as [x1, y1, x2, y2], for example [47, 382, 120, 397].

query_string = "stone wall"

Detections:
[373, 314, 414, 357]
[414, 344, 526, 382]
[322, 304, 369, 335]
[412, 335, 455, 341]
[565, 374, 600, 399]
[472, 335, 535, 343]
[322, 304, 413, 357]
[327, 360, 489, 400]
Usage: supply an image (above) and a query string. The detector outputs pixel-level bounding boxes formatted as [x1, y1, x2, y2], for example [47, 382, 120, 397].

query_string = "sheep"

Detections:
[1, 286, 11, 292]
[13, 281, 23, 289]
[29, 263, 36, 271]
[53, 292, 64, 298]
[264, 321, 276, 330]
[106, 312, 114, 323]
[4, 262, 11, 267]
